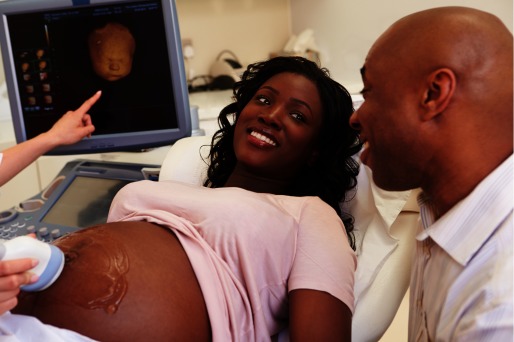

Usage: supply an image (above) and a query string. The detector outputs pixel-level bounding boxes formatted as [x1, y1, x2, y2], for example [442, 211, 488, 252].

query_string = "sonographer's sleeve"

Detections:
[0, 312, 98, 341]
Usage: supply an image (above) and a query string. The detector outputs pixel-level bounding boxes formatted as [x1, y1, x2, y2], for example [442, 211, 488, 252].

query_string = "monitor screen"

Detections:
[0, 0, 191, 155]
[41, 175, 131, 228]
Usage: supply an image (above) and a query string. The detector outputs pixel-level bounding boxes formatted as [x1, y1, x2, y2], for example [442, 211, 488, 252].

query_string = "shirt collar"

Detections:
[416, 154, 513, 266]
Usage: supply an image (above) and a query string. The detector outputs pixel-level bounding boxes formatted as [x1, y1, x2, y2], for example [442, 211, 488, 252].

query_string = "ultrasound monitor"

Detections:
[0, 159, 159, 241]
[41, 176, 131, 228]
[0, 0, 191, 155]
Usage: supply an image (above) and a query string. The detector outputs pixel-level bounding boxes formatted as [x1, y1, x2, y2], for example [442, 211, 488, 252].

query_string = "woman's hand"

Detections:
[0, 258, 38, 315]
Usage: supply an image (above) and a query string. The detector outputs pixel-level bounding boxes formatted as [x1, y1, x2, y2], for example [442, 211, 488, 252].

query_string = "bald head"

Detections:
[372, 7, 512, 101]
[366, 6, 512, 146]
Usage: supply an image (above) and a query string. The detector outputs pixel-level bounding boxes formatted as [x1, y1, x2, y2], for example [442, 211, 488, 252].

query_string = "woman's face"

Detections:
[233, 72, 323, 180]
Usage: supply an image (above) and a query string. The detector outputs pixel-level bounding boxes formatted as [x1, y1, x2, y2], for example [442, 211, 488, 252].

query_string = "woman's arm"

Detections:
[0, 91, 100, 186]
[289, 289, 352, 341]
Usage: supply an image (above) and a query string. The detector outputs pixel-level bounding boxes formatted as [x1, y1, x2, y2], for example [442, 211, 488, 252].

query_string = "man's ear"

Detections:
[421, 68, 456, 121]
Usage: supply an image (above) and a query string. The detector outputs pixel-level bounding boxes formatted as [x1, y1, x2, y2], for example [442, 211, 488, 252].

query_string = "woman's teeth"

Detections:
[251, 131, 277, 146]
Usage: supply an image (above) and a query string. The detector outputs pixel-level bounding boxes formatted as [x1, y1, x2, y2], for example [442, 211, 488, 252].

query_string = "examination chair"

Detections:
[159, 135, 420, 342]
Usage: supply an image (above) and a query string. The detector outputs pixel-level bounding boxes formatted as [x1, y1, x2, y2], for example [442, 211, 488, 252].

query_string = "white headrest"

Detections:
[159, 135, 211, 185]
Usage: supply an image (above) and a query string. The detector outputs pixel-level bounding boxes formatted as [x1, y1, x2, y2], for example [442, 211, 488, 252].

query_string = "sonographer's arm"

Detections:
[0, 258, 37, 315]
[0, 91, 101, 187]
[0, 311, 98, 341]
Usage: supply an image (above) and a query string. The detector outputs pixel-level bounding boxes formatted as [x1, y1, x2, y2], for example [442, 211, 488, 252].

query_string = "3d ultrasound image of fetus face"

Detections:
[88, 22, 136, 81]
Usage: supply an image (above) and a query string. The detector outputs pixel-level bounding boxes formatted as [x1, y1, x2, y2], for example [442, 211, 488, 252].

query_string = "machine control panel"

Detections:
[0, 159, 159, 242]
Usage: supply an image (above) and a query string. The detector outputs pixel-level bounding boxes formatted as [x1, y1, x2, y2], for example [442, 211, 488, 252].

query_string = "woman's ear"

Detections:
[421, 68, 456, 121]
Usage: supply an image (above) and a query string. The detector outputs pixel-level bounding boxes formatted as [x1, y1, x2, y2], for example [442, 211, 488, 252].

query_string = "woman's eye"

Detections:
[256, 95, 270, 105]
[290, 112, 305, 122]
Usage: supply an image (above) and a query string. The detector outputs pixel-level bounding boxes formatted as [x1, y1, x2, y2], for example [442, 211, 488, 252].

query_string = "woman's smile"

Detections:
[248, 129, 278, 148]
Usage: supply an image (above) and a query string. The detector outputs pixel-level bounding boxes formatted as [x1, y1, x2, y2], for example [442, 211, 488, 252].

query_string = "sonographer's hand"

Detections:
[45, 90, 101, 145]
[0, 91, 102, 187]
[0, 258, 38, 315]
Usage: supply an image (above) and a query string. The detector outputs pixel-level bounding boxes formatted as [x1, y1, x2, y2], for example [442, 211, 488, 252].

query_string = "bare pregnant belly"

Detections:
[13, 221, 211, 342]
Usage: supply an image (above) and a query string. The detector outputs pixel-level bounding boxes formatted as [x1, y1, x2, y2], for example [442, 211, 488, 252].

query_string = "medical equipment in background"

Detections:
[0, 160, 159, 243]
[209, 50, 245, 90]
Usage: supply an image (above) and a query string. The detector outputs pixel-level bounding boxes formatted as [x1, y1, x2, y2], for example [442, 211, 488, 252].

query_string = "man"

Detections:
[349, 6, 513, 341]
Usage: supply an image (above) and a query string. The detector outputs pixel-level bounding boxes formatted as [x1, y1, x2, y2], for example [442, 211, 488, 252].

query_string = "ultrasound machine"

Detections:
[0, 0, 193, 243]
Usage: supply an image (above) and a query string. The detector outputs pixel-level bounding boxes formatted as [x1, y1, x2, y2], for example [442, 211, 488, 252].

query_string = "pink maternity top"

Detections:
[107, 180, 356, 341]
